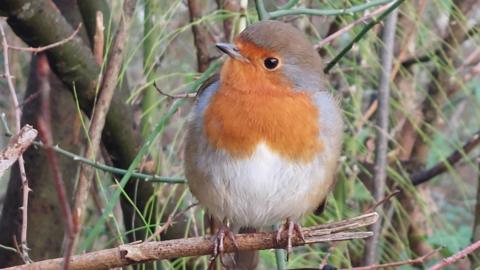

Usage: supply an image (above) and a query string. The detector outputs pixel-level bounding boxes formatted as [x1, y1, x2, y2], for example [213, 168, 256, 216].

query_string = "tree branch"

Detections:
[3, 213, 378, 270]
[0, 21, 32, 263]
[35, 53, 75, 270]
[269, 0, 393, 19]
[324, 0, 404, 73]
[187, 0, 215, 72]
[410, 130, 480, 185]
[429, 240, 480, 270]
[7, 24, 81, 53]
[362, 7, 399, 265]
[71, 0, 137, 252]
[315, 2, 394, 49]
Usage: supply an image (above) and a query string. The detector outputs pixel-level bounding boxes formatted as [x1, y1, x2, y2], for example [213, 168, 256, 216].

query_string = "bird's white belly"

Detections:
[187, 142, 328, 228]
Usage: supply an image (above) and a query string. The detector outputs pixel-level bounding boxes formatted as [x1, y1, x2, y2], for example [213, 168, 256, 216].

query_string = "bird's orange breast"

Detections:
[203, 78, 323, 163]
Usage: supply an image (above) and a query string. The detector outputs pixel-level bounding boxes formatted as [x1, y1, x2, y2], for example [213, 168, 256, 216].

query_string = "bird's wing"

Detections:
[312, 91, 343, 217]
[195, 73, 220, 98]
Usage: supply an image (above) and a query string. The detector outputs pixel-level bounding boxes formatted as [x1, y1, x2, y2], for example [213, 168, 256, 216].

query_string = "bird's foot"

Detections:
[208, 224, 239, 269]
[275, 219, 305, 260]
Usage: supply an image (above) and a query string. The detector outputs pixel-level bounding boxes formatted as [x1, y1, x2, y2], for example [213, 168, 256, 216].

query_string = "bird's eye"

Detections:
[264, 57, 279, 70]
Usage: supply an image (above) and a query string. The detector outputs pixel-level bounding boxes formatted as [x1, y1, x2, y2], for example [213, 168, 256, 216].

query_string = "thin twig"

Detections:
[366, 189, 401, 213]
[35, 54, 75, 270]
[255, 0, 393, 20]
[3, 213, 378, 270]
[315, 2, 394, 49]
[429, 241, 480, 270]
[411, 130, 480, 185]
[147, 203, 198, 241]
[269, 0, 393, 19]
[390, 0, 428, 80]
[0, 21, 31, 264]
[0, 116, 186, 183]
[324, 0, 404, 74]
[348, 247, 440, 270]
[71, 0, 138, 253]
[8, 24, 82, 53]
[153, 82, 196, 99]
[363, 8, 399, 266]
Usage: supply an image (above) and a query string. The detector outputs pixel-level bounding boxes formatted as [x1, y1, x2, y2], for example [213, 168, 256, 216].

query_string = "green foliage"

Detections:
[1, 0, 478, 269]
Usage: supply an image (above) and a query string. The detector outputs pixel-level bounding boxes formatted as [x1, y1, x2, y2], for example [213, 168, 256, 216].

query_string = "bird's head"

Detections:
[216, 20, 324, 93]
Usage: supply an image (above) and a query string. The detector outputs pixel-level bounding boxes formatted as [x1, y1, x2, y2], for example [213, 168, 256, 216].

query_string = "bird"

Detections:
[184, 20, 343, 264]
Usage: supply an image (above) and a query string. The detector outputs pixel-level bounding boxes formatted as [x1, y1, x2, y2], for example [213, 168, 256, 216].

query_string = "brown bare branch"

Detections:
[0, 21, 31, 263]
[315, 2, 394, 49]
[187, 0, 214, 72]
[153, 82, 196, 99]
[70, 0, 137, 253]
[344, 247, 439, 270]
[411, 130, 480, 185]
[93, 12, 104, 65]
[7, 24, 82, 54]
[3, 213, 378, 270]
[35, 53, 75, 270]
[363, 8, 399, 266]
[429, 241, 480, 270]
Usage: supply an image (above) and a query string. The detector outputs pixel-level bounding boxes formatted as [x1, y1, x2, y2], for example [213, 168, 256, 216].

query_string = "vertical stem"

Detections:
[273, 224, 287, 270]
[362, 8, 399, 266]
[141, 0, 159, 137]
[0, 23, 31, 263]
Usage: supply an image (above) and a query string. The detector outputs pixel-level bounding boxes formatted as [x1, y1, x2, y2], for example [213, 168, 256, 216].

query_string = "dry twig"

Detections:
[363, 8, 399, 265]
[35, 54, 75, 270]
[315, 2, 394, 49]
[70, 0, 138, 254]
[3, 213, 378, 270]
[146, 203, 198, 241]
[429, 241, 480, 270]
[348, 247, 439, 269]
[411, 130, 480, 185]
[8, 24, 82, 53]
[153, 82, 196, 99]
[0, 20, 32, 263]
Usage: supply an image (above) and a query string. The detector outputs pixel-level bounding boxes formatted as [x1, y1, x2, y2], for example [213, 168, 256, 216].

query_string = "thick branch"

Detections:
[187, 0, 214, 72]
[3, 213, 378, 270]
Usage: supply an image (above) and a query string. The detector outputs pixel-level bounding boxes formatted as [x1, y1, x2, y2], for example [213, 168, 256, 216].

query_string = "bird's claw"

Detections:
[275, 219, 305, 260]
[209, 224, 239, 269]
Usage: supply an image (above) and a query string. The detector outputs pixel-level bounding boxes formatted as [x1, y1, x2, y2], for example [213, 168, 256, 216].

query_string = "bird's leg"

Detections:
[275, 219, 305, 259]
[209, 219, 239, 268]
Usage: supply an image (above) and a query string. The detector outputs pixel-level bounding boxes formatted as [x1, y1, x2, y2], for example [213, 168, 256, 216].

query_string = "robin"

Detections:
[184, 20, 343, 262]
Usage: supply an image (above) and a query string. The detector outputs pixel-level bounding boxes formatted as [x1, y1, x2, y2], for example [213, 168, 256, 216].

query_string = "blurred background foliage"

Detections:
[0, 0, 479, 269]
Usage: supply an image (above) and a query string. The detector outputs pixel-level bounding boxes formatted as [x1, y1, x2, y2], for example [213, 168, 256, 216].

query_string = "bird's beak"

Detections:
[216, 43, 249, 62]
